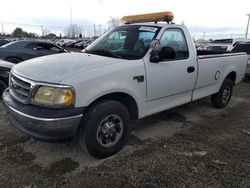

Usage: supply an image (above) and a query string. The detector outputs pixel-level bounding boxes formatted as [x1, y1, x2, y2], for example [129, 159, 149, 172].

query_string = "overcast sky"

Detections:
[0, 0, 250, 39]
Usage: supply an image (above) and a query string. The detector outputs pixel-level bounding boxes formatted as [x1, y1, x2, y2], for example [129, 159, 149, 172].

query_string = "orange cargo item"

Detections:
[121, 11, 174, 24]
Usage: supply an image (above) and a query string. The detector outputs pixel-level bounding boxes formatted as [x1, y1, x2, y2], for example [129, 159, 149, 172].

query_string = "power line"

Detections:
[0, 19, 105, 37]
[0, 20, 65, 29]
[0, 20, 101, 30]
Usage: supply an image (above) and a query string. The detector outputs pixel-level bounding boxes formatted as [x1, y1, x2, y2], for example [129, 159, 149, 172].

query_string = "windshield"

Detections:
[0, 41, 18, 48]
[85, 25, 160, 60]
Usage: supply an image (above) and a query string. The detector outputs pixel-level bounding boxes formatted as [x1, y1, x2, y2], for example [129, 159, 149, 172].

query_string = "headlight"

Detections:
[32, 86, 74, 107]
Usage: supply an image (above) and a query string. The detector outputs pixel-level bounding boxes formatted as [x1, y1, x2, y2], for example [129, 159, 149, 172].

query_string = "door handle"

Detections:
[187, 66, 195, 73]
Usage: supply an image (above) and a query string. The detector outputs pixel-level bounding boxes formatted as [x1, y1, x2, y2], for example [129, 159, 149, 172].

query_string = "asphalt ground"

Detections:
[0, 80, 249, 188]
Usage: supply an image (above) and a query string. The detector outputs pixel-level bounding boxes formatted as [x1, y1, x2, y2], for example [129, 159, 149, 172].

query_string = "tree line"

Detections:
[0, 17, 123, 39]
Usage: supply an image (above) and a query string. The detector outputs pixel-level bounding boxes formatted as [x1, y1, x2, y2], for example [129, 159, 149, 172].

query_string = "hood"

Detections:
[12, 53, 119, 83]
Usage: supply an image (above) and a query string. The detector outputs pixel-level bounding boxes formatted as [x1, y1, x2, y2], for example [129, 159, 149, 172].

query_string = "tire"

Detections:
[78, 100, 131, 159]
[211, 78, 233, 109]
[6, 57, 22, 63]
[0, 80, 7, 100]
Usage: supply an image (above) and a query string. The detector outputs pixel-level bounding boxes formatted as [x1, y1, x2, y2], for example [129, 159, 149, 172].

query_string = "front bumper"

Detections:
[2, 89, 84, 142]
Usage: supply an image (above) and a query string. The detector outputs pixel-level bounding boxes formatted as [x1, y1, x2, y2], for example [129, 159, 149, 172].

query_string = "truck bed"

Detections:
[192, 52, 248, 101]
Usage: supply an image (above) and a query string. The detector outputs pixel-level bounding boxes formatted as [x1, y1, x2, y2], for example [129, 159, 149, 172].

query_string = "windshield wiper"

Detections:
[88, 49, 122, 59]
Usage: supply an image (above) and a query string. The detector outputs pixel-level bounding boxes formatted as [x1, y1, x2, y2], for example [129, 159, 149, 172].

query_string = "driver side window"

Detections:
[160, 29, 189, 60]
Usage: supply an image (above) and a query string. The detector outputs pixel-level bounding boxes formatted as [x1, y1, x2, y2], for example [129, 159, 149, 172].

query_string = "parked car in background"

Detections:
[74, 39, 93, 49]
[0, 39, 9, 46]
[0, 41, 67, 63]
[197, 44, 229, 53]
[231, 42, 250, 77]
[66, 39, 83, 48]
[196, 45, 205, 51]
[0, 60, 14, 98]
[55, 39, 73, 47]
[204, 45, 228, 53]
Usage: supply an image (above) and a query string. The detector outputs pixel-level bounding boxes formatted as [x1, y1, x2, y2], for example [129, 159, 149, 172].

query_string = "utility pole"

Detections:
[69, 6, 72, 38]
[245, 14, 250, 39]
[94, 24, 96, 37]
[1, 22, 4, 35]
[98, 24, 101, 36]
[202, 32, 206, 40]
[41, 25, 44, 37]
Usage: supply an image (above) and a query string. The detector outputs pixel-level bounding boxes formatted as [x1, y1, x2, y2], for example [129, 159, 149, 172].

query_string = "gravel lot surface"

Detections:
[0, 81, 249, 188]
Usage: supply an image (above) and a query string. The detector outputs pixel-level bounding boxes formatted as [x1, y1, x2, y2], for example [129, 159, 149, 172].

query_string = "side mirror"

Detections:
[149, 39, 161, 63]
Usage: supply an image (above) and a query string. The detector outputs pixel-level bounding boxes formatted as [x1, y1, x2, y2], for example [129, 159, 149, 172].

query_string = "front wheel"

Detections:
[211, 78, 233, 109]
[78, 100, 131, 159]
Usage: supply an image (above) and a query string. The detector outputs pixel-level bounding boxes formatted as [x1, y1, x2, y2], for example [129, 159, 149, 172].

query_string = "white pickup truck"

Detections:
[2, 12, 248, 158]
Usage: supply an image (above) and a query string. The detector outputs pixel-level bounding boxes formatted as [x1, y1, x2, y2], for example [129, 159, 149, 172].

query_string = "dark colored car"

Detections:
[231, 42, 250, 77]
[205, 45, 228, 53]
[0, 41, 67, 63]
[0, 60, 14, 98]
[0, 39, 9, 46]
[231, 42, 250, 54]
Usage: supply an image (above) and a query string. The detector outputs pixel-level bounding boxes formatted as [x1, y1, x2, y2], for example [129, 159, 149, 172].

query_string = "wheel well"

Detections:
[87, 92, 139, 120]
[225, 71, 236, 85]
[0, 77, 8, 88]
[5, 57, 23, 63]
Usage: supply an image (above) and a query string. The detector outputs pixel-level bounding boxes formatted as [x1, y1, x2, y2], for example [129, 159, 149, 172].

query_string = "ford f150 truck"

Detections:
[2, 12, 248, 158]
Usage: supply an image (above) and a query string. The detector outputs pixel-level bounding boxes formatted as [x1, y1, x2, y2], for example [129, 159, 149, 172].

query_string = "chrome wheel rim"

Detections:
[96, 114, 124, 148]
[222, 85, 231, 104]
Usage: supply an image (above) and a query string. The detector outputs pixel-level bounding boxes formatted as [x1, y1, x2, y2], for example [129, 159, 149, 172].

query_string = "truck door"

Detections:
[144, 28, 197, 113]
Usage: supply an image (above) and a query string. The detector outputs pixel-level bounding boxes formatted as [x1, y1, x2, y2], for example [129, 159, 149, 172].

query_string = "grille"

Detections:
[9, 73, 32, 104]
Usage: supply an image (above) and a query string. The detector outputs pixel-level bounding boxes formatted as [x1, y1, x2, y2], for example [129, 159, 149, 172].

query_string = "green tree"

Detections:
[12, 27, 38, 38]
[12, 27, 24, 37]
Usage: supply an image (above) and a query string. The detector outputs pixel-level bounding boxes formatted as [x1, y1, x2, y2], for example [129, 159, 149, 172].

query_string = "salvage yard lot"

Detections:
[0, 81, 250, 188]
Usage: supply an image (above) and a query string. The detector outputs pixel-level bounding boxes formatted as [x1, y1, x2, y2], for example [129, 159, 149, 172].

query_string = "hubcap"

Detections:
[222, 85, 231, 104]
[96, 114, 124, 148]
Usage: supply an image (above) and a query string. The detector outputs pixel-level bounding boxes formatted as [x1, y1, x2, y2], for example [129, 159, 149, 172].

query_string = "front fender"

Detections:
[61, 59, 146, 118]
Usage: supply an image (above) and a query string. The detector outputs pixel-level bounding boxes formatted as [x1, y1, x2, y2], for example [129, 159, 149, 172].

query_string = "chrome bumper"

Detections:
[2, 89, 83, 142]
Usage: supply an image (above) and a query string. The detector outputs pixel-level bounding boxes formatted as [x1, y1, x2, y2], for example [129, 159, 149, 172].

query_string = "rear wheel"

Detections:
[78, 100, 131, 159]
[211, 78, 233, 109]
